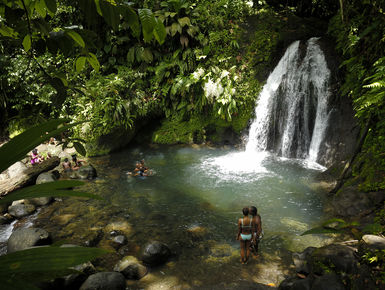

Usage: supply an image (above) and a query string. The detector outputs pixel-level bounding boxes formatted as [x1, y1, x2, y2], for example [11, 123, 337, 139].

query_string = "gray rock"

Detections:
[309, 244, 358, 274]
[311, 273, 345, 290]
[7, 161, 28, 179]
[141, 241, 171, 266]
[114, 256, 148, 280]
[36, 172, 56, 184]
[7, 228, 51, 253]
[113, 235, 127, 246]
[29, 172, 57, 206]
[293, 247, 316, 274]
[29, 197, 53, 206]
[8, 203, 36, 218]
[77, 165, 97, 180]
[79, 272, 126, 290]
[362, 235, 385, 250]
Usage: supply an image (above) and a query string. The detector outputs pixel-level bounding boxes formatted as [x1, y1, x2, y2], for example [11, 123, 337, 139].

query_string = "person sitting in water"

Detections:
[249, 205, 262, 258]
[71, 154, 85, 171]
[62, 158, 72, 172]
[128, 161, 150, 177]
[30, 148, 43, 165]
[237, 207, 253, 264]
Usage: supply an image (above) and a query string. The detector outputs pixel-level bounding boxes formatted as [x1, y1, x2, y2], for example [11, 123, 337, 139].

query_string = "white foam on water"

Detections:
[198, 151, 273, 183]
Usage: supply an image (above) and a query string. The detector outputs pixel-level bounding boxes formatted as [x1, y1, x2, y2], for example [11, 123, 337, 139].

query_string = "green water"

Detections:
[36, 145, 334, 287]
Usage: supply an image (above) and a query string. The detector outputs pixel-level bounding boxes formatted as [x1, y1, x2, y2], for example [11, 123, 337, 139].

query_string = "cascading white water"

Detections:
[246, 37, 331, 164]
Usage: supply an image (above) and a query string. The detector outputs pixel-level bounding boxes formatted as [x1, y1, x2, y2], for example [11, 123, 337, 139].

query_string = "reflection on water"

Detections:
[29, 145, 335, 287]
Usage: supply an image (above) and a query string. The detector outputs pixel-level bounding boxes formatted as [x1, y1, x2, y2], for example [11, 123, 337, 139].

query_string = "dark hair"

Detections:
[72, 154, 77, 161]
[242, 207, 249, 216]
[32, 149, 38, 154]
[249, 206, 257, 216]
[64, 158, 68, 162]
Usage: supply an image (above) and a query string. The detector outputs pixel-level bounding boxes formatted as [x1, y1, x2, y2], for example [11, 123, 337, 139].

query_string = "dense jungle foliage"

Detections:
[1, 0, 385, 285]
[0, 0, 384, 189]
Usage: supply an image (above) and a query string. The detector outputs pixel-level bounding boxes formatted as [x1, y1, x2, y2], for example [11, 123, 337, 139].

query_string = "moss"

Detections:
[151, 106, 254, 145]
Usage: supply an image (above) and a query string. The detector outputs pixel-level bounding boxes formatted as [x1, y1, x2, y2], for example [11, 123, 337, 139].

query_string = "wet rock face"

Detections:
[7, 228, 51, 253]
[79, 272, 126, 290]
[141, 241, 171, 266]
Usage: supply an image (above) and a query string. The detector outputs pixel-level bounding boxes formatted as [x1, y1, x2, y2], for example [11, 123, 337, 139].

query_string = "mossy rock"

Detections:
[151, 107, 253, 146]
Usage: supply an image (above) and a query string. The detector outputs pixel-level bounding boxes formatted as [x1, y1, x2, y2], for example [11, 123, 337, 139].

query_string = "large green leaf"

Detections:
[122, 5, 140, 38]
[142, 48, 153, 63]
[65, 30, 85, 48]
[0, 246, 108, 289]
[75, 56, 87, 72]
[22, 34, 31, 52]
[0, 180, 103, 204]
[0, 119, 78, 173]
[139, 8, 156, 40]
[153, 18, 166, 45]
[87, 52, 100, 71]
[73, 142, 86, 156]
[45, 0, 57, 14]
[100, 0, 120, 31]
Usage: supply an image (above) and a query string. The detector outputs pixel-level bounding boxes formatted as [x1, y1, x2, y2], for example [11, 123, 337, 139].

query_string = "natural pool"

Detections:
[21, 145, 336, 288]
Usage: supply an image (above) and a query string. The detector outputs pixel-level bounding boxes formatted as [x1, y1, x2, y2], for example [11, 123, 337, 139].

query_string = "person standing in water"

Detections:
[237, 207, 253, 264]
[249, 205, 262, 258]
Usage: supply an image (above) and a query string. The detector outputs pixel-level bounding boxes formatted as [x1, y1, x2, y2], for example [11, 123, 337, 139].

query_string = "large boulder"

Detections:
[309, 244, 358, 275]
[311, 273, 345, 290]
[7, 228, 51, 253]
[141, 241, 171, 266]
[114, 256, 148, 280]
[29, 172, 56, 206]
[8, 202, 36, 218]
[79, 272, 126, 290]
[361, 235, 385, 250]
[292, 247, 316, 275]
[72, 165, 97, 180]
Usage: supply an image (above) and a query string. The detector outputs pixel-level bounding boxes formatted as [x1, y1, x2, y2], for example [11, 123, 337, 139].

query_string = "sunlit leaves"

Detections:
[0, 25, 19, 38]
[65, 30, 85, 48]
[87, 52, 100, 71]
[22, 34, 31, 52]
[76, 56, 87, 72]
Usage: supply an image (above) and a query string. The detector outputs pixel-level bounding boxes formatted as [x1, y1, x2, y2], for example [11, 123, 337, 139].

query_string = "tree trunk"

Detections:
[0, 156, 60, 196]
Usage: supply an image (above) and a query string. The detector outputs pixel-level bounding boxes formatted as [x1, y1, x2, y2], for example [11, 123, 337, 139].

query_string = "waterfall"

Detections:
[246, 37, 331, 164]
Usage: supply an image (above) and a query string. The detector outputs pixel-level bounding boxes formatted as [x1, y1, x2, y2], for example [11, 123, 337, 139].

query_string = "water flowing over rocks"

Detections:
[7, 227, 51, 253]
[141, 241, 171, 266]
[79, 272, 126, 290]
